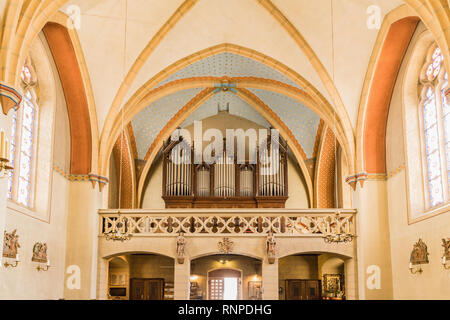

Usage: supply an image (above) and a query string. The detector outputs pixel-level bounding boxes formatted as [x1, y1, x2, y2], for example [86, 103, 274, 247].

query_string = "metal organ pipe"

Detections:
[165, 134, 286, 199]
[258, 139, 285, 197]
[214, 151, 235, 197]
[166, 144, 193, 196]
[197, 167, 210, 196]
[240, 166, 253, 197]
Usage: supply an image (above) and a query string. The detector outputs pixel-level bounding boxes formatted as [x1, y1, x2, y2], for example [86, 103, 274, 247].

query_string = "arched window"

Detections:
[7, 62, 39, 208]
[419, 45, 449, 208]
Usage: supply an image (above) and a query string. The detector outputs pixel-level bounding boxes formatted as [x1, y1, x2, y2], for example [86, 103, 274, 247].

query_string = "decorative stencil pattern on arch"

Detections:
[247, 88, 320, 159]
[131, 88, 203, 159]
[181, 91, 270, 128]
[155, 53, 302, 89]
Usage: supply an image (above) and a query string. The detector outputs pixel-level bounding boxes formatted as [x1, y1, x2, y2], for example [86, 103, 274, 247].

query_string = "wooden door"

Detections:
[285, 280, 304, 300]
[285, 280, 320, 300]
[130, 279, 164, 300]
[208, 277, 224, 300]
[208, 269, 242, 300]
[130, 279, 146, 300]
[147, 279, 164, 300]
[305, 280, 320, 300]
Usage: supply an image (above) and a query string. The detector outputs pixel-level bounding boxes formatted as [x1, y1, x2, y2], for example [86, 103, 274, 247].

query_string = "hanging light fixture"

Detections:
[322, 212, 354, 244]
[323, 232, 354, 244]
[105, 211, 132, 242]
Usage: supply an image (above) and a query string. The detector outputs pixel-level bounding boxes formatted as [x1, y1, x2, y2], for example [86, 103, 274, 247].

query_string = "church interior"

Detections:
[0, 0, 449, 300]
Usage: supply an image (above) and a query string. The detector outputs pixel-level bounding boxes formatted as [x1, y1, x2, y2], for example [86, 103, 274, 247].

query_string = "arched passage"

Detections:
[103, 252, 175, 300]
[190, 254, 262, 300]
[278, 252, 352, 300]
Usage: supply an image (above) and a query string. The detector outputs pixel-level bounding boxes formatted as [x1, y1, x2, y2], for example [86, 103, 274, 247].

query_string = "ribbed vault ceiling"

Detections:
[156, 53, 301, 89]
[131, 52, 321, 160]
[131, 88, 203, 159]
[181, 91, 270, 129]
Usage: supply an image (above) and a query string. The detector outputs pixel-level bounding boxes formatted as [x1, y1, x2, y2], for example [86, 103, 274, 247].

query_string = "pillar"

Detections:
[262, 258, 278, 300]
[174, 259, 191, 300]
[63, 181, 102, 299]
[96, 257, 109, 300]
[344, 257, 358, 300]
[353, 180, 393, 299]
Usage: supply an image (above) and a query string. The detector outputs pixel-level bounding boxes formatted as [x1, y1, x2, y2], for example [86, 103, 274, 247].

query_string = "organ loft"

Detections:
[162, 129, 288, 208]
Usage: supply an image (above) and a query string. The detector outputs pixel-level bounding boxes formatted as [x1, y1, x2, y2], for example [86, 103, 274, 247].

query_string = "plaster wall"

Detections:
[386, 23, 450, 300]
[0, 33, 72, 300]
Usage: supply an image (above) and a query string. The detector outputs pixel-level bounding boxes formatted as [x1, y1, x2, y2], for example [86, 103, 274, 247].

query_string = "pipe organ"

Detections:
[162, 133, 288, 208]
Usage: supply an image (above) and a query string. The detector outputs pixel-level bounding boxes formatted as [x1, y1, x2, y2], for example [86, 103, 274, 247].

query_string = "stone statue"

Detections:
[176, 232, 186, 264]
[266, 232, 276, 264]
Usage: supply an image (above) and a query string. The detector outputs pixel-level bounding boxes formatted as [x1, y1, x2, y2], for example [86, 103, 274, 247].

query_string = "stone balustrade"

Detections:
[98, 209, 356, 237]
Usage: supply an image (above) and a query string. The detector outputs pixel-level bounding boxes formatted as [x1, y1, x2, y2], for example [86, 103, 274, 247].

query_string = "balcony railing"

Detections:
[98, 209, 356, 237]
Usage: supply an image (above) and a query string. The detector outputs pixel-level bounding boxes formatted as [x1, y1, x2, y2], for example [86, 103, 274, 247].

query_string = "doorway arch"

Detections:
[190, 254, 262, 300]
[207, 268, 243, 300]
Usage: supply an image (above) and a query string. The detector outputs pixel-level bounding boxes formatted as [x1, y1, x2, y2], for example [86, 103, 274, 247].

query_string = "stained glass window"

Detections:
[420, 45, 449, 208]
[442, 73, 450, 193]
[8, 63, 38, 208]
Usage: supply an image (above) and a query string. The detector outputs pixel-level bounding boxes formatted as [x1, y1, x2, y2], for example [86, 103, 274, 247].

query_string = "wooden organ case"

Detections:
[162, 133, 288, 208]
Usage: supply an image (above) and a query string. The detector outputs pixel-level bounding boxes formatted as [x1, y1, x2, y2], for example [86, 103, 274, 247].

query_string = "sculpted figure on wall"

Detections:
[176, 232, 186, 264]
[3, 230, 20, 259]
[32, 242, 48, 263]
[218, 237, 234, 254]
[410, 238, 429, 265]
[442, 238, 450, 260]
[266, 232, 276, 264]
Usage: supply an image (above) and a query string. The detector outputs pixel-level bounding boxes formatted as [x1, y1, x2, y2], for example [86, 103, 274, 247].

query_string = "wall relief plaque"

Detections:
[218, 237, 234, 254]
[3, 229, 20, 258]
[442, 238, 450, 260]
[410, 238, 429, 265]
[32, 242, 48, 263]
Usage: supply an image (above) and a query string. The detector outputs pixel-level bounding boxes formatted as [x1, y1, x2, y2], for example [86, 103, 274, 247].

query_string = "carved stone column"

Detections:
[64, 181, 103, 299]
[174, 258, 191, 300]
[262, 258, 278, 300]
[352, 180, 393, 299]
[344, 257, 358, 300]
[96, 257, 109, 300]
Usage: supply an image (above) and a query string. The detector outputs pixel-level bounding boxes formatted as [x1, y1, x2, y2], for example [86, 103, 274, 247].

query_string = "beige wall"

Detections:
[129, 254, 174, 281]
[0, 173, 69, 299]
[318, 254, 344, 280]
[0, 33, 72, 300]
[386, 22, 450, 300]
